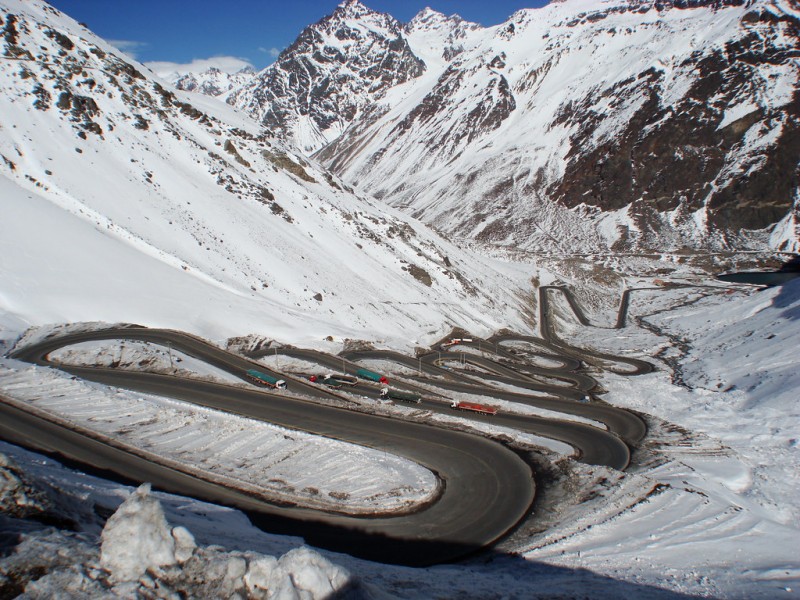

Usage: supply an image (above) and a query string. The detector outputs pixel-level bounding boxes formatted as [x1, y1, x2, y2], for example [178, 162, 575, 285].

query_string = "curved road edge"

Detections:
[5, 329, 536, 566]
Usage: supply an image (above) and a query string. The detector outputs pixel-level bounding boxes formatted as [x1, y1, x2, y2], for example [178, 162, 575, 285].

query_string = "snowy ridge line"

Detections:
[0, 389, 438, 517]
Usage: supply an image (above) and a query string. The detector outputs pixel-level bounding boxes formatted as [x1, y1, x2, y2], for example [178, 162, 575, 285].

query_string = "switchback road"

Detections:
[7, 328, 534, 566]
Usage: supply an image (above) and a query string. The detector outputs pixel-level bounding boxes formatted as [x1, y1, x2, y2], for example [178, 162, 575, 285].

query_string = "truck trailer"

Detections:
[380, 388, 422, 404]
[355, 368, 389, 385]
[246, 369, 287, 389]
[450, 400, 497, 415]
[309, 373, 359, 388]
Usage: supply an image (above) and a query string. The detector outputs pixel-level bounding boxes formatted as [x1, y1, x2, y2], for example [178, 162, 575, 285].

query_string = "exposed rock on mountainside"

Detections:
[226, 0, 426, 153]
[220, 0, 800, 253]
[549, 5, 800, 246]
[0, 0, 530, 344]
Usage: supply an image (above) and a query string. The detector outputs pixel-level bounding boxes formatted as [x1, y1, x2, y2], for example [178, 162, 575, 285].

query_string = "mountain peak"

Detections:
[226, 0, 425, 153]
[408, 6, 479, 35]
[334, 0, 376, 19]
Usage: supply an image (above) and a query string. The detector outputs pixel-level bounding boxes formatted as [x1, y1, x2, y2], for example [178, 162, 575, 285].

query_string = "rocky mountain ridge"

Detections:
[173, 65, 255, 97]
[0, 0, 530, 343]
[225, 0, 426, 154]
[196, 0, 799, 253]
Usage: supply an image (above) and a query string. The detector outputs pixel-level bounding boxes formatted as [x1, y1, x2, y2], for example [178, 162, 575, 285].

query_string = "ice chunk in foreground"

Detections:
[100, 483, 185, 582]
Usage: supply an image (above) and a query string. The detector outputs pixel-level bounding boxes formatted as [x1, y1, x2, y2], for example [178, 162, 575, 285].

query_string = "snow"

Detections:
[0, 316, 440, 515]
[0, 0, 537, 350]
[520, 278, 800, 598]
[1, 472, 353, 598]
[311, 0, 800, 253]
[2, 275, 800, 596]
[100, 483, 186, 582]
[0, 348, 438, 513]
[1, 0, 799, 597]
[49, 339, 243, 384]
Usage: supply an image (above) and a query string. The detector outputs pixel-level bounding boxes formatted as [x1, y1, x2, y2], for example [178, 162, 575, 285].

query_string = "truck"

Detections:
[355, 368, 389, 385]
[450, 400, 497, 415]
[246, 369, 287, 390]
[325, 373, 358, 386]
[440, 337, 474, 349]
[309, 373, 359, 388]
[380, 388, 422, 404]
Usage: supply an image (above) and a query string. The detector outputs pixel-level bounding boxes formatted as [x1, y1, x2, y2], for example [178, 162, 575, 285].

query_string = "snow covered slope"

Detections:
[522, 278, 800, 599]
[225, 0, 799, 253]
[0, 0, 531, 347]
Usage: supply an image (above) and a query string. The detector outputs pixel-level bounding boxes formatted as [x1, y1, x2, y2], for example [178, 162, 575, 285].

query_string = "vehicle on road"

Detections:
[309, 373, 359, 388]
[325, 373, 359, 386]
[380, 388, 422, 404]
[441, 338, 473, 349]
[450, 401, 497, 416]
[356, 368, 389, 384]
[309, 374, 340, 389]
[246, 369, 287, 389]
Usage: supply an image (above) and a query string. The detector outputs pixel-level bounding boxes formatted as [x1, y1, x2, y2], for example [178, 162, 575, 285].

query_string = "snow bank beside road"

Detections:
[49, 339, 243, 385]
[0, 474, 353, 598]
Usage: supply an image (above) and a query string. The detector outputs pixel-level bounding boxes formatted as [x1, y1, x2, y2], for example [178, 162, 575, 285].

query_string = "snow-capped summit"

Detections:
[408, 7, 457, 31]
[407, 6, 480, 35]
[314, 0, 800, 254]
[174, 65, 255, 97]
[333, 0, 376, 21]
[180, 0, 797, 254]
[226, 1, 425, 153]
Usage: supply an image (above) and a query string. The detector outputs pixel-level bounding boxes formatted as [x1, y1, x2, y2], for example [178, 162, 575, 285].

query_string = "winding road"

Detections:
[2, 284, 653, 565]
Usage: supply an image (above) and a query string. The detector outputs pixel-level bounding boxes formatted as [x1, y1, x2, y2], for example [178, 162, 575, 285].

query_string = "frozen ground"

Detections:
[2, 276, 799, 597]
[0, 449, 355, 598]
[521, 278, 800, 599]
[2, 274, 800, 599]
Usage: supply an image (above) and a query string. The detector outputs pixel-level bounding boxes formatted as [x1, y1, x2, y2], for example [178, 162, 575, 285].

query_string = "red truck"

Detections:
[450, 400, 497, 416]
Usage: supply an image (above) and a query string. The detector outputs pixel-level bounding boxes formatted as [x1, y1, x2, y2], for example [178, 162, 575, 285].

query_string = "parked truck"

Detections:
[380, 388, 422, 404]
[450, 400, 497, 415]
[246, 369, 287, 390]
[355, 368, 389, 384]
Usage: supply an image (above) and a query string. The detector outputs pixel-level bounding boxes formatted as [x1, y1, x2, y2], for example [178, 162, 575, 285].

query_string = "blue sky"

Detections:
[47, 1, 547, 73]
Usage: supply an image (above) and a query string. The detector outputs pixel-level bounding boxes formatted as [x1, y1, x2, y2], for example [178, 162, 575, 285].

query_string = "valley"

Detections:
[0, 0, 798, 597]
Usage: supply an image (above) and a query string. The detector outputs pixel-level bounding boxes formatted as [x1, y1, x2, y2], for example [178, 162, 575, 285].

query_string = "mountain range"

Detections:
[173, 0, 800, 254]
[0, 0, 530, 345]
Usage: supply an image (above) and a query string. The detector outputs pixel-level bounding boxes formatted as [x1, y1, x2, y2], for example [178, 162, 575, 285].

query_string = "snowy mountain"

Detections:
[226, 0, 426, 153]
[222, 0, 800, 253]
[173, 66, 256, 97]
[0, 0, 531, 347]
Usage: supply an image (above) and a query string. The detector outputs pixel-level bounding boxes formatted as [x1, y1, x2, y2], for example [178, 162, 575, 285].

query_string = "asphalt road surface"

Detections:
[5, 296, 652, 564]
[7, 329, 534, 566]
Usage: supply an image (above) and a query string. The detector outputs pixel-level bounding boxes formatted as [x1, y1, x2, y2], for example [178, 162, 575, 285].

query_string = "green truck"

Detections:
[380, 387, 422, 404]
[246, 369, 287, 389]
[356, 368, 389, 384]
